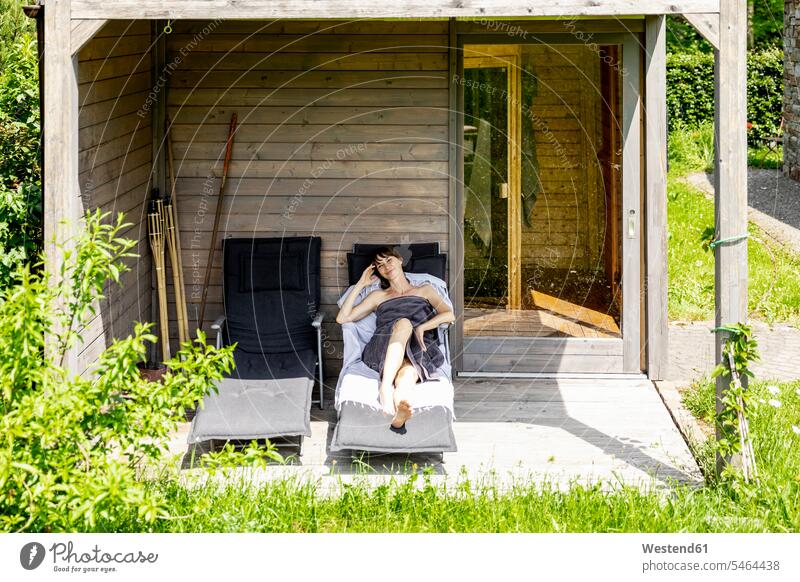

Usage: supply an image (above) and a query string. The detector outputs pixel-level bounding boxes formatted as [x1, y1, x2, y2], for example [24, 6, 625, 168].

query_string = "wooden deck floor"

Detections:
[464, 308, 621, 338]
[170, 377, 703, 493]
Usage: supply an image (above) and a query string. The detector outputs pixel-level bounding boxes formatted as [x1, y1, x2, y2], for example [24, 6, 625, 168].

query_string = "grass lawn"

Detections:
[667, 178, 800, 323]
[682, 377, 800, 479]
[667, 124, 800, 323]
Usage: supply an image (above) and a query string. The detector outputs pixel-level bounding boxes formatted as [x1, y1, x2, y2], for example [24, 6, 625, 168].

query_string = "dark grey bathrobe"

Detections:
[361, 295, 445, 382]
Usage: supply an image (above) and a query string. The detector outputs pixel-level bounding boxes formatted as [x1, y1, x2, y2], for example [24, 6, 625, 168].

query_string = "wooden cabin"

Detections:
[35, 1, 748, 389]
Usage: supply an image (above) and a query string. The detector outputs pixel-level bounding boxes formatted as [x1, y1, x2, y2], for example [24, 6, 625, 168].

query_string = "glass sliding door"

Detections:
[460, 43, 630, 375]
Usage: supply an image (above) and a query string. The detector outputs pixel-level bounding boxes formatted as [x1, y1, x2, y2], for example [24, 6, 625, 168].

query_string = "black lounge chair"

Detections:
[188, 236, 324, 452]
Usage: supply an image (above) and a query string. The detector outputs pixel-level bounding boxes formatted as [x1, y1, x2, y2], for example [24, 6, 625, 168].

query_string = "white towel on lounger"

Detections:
[334, 273, 454, 414]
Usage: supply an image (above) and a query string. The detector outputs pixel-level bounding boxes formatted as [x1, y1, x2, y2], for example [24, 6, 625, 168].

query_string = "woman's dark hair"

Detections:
[370, 246, 404, 289]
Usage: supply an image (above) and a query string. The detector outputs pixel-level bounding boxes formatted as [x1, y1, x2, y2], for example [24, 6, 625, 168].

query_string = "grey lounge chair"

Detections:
[188, 236, 324, 452]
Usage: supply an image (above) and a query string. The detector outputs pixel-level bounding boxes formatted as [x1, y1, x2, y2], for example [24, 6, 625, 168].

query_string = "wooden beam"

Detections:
[714, 0, 748, 475]
[683, 12, 720, 50]
[151, 20, 167, 362]
[71, 19, 108, 55]
[456, 19, 646, 34]
[621, 35, 642, 374]
[645, 16, 668, 380]
[70, 0, 721, 20]
[151, 21, 167, 200]
[45, 0, 82, 372]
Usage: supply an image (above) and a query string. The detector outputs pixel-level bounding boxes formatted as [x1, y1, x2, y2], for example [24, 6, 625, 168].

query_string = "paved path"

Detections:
[685, 169, 800, 254]
[667, 321, 800, 384]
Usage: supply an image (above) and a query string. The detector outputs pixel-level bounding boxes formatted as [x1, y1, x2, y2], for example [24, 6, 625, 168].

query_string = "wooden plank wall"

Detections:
[166, 20, 450, 375]
[521, 44, 604, 271]
[76, 20, 153, 374]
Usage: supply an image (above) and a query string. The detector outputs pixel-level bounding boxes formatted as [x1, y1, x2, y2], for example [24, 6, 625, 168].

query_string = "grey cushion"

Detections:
[188, 350, 316, 443]
[330, 403, 457, 453]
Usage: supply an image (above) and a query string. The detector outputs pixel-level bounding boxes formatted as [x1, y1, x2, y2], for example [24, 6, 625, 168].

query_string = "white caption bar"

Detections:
[1, 533, 798, 582]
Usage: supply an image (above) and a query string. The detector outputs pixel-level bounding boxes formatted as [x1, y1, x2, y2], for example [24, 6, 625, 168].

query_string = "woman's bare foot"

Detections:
[391, 400, 413, 428]
[379, 386, 396, 416]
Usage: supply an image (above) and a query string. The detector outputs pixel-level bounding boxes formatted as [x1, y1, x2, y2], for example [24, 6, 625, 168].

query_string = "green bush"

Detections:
[0, 210, 236, 532]
[667, 51, 715, 130]
[666, 47, 783, 145]
[0, 30, 40, 288]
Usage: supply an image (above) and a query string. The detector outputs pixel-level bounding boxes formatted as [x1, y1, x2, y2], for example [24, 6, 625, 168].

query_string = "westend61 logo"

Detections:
[20, 541, 158, 574]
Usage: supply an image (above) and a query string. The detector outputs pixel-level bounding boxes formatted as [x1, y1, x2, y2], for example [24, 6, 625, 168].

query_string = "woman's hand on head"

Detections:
[357, 264, 378, 288]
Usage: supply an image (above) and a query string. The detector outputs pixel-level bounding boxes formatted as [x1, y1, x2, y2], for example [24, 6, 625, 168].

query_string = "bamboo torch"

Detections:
[163, 198, 186, 346]
[165, 115, 190, 344]
[148, 196, 171, 362]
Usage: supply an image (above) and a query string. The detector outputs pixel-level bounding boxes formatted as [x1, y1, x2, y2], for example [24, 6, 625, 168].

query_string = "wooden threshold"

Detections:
[462, 335, 626, 374]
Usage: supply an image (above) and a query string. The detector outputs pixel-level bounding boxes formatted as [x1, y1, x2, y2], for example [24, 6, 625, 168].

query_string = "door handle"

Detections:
[627, 209, 636, 238]
[499, 183, 509, 199]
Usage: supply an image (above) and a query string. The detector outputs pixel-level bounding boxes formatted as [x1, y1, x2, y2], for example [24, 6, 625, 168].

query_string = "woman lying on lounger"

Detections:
[336, 246, 455, 430]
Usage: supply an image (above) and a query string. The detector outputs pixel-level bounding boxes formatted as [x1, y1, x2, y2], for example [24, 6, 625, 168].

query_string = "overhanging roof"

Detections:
[68, 0, 720, 20]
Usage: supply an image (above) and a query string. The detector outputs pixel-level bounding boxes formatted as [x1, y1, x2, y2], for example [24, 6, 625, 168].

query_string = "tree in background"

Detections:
[751, 0, 785, 48]
[668, 0, 784, 53]
[0, 0, 32, 56]
[665, 2, 785, 152]
[0, 0, 40, 288]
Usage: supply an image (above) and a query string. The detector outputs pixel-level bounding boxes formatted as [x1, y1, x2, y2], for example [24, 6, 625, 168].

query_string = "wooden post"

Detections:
[645, 16, 669, 380]
[447, 18, 463, 372]
[151, 21, 167, 204]
[714, 0, 749, 476]
[506, 47, 522, 311]
[44, 0, 82, 373]
[150, 20, 171, 359]
[621, 35, 642, 374]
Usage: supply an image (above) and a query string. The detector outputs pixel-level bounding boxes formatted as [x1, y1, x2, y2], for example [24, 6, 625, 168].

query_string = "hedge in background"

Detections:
[666, 47, 783, 145]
